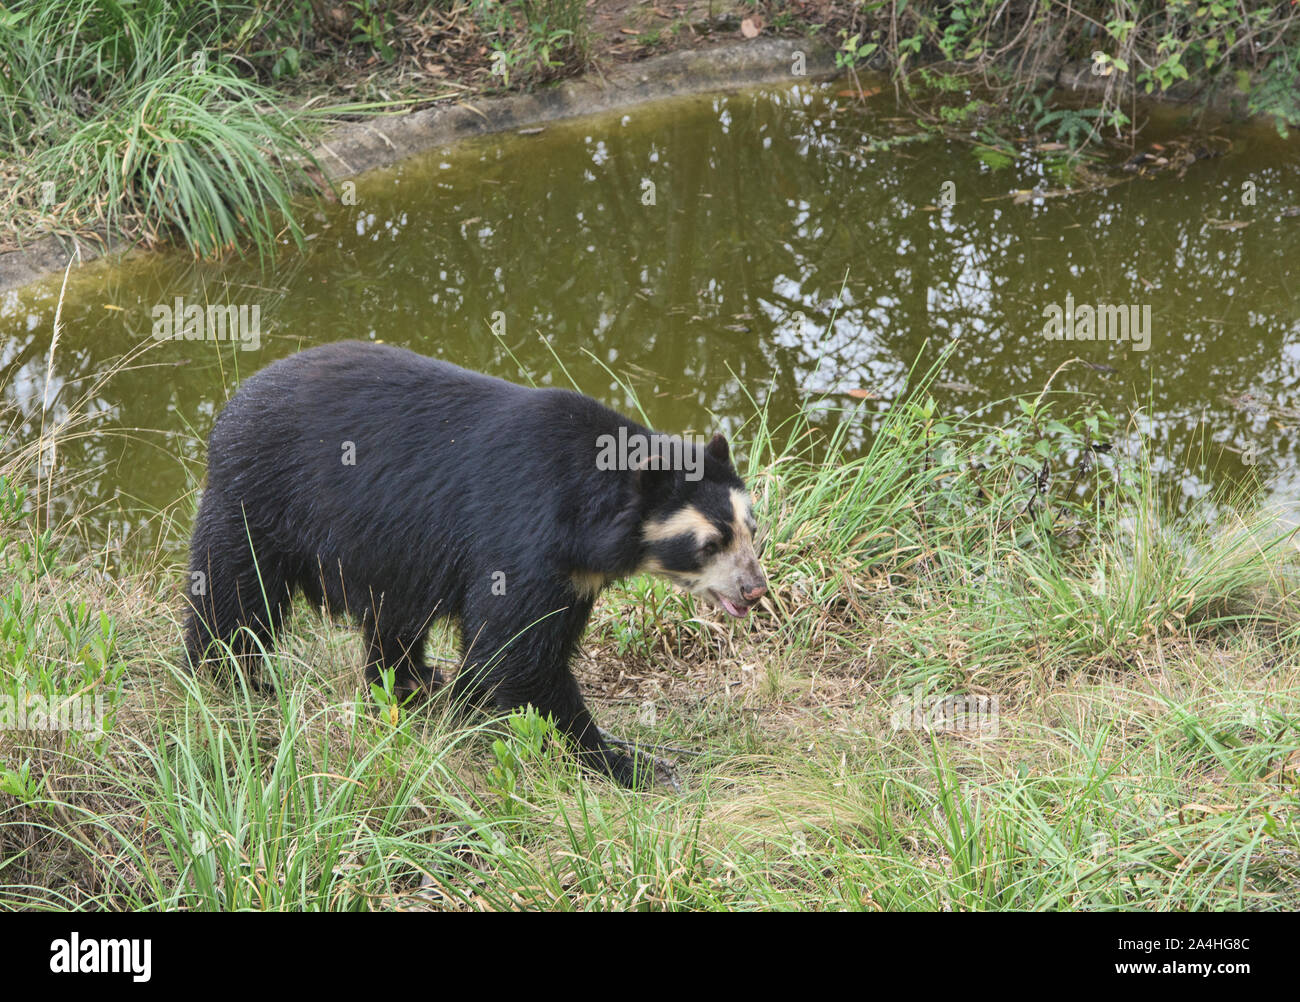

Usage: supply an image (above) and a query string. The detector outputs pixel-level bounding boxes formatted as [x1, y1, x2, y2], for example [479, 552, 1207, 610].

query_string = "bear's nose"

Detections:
[742, 582, 767, 603]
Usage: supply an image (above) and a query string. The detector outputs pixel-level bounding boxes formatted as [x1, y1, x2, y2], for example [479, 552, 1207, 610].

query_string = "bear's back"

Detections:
[201, 341, 647, 569]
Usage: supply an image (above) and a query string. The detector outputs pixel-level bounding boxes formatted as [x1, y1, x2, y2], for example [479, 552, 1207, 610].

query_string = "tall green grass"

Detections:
[597, 354, 1296, 683]
[835, 1, 1300, 146]
[0, 1, 322, 259]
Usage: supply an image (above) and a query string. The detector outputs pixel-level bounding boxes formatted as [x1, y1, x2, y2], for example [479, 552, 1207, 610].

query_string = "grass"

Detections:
[0, 0, 594, 260]
[0, 1, 336, 261]
[473, 0, 592, 90]
[2, 324, 1299, 911]
[831, 1, 1300, 150]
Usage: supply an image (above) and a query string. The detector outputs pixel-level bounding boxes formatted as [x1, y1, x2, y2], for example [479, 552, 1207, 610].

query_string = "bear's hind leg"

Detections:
[363, 626, 442, 701]
[183, 504, 289, 691]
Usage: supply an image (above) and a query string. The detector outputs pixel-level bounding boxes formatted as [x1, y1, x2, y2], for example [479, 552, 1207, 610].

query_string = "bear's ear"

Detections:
[633, 454, 675, 499]
[706, 433, 730, 464]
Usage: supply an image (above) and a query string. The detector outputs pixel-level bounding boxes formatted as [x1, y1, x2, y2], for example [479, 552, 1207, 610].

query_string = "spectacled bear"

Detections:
[183, 341, 767, 788]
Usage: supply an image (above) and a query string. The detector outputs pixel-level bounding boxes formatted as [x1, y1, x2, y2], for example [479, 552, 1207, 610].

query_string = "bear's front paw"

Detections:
[607, 747, 681, 792]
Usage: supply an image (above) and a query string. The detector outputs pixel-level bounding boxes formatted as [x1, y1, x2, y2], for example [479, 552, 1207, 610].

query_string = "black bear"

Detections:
[183, 341, 767, 787]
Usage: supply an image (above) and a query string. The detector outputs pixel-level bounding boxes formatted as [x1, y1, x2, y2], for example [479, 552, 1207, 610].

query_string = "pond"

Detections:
[3, 79, 1299, 559]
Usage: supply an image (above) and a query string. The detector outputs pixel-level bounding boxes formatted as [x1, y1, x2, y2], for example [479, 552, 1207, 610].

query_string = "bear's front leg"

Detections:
[489, 658, 671, 790]
[463, 581, 677, 790]
[394, 663, 445, 703]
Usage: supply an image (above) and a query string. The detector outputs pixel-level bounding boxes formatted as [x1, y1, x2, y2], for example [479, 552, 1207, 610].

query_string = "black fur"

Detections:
[183, 341, 748, 787]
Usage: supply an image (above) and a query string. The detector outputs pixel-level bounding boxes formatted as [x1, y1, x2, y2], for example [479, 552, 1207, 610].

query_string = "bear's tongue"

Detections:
[717, 594, 748, 618]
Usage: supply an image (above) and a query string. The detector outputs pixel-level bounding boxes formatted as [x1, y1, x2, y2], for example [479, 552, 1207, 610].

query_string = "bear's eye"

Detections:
[699, 540, 722, 560]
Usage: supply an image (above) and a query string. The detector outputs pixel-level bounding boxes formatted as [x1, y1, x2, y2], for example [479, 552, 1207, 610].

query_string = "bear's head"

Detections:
[635, 433, 768, 618]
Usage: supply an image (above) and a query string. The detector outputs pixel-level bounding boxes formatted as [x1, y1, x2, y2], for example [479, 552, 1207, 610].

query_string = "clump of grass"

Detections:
[36, 69, 318, 260]
[0, 1, 323, 260]
[472, 0, 592, 90]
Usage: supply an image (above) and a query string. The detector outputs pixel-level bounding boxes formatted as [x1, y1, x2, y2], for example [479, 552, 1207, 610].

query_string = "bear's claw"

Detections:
[599, 730, 685, 793]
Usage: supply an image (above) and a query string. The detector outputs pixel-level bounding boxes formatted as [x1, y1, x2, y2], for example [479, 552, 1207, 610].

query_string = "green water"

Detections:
[3, 81, 1299, 558]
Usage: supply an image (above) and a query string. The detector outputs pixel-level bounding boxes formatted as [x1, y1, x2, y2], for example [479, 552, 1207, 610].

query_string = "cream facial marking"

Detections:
[638, 488, 765, 618]
[635, 554, 666, 576]
[729, 489, 756, 543]
[637, 489, 766, 620]
[642, 505, 720, 547]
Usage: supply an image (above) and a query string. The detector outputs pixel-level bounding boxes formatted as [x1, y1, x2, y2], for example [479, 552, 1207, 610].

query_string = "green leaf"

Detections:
[975, 147, 1014, 171]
